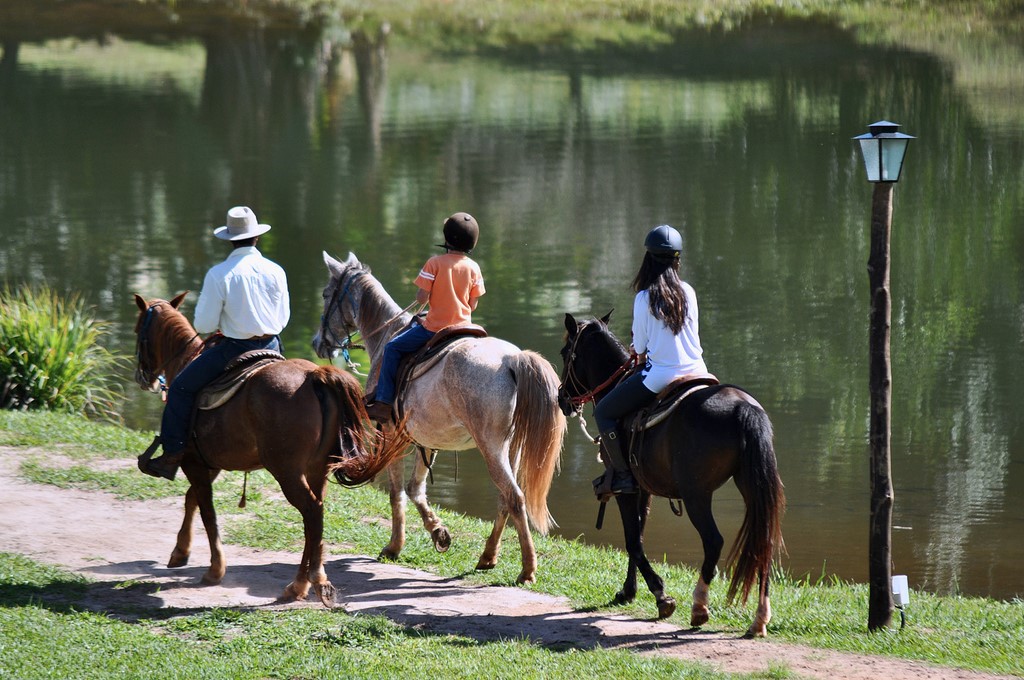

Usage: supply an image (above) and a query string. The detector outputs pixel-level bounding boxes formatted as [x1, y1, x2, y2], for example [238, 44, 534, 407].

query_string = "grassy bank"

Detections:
[1, 410, 1022, 677]
[302, 0, 1024, 51]
[6, 0, 1022, 126]
[9, 1, 1024, 72]
[311, 0, 1024, 81]
[324, 0, 1024, 123]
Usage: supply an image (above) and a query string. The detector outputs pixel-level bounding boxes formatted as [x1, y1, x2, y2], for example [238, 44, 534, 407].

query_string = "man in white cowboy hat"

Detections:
[140, 206, 291, 480]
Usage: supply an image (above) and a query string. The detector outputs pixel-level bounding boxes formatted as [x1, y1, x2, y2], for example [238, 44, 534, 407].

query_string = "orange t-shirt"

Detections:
[415, 252, 485, 332]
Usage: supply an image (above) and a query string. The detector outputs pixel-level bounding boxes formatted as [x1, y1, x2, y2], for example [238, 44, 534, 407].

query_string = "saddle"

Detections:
[392, 323, 488, 418]
[593, 372, 720, 505]
[623, 372, 719, 460]
[631, 372, 720, 433]
[196, 350, 285, 411]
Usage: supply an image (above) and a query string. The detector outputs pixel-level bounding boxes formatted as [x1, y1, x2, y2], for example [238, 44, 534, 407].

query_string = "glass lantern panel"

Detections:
[880, 139, 909, 182]
[858, 138, 881, 182]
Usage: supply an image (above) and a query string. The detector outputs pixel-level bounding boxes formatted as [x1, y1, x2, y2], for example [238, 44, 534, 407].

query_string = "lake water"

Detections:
[1, 20, 1022, 600]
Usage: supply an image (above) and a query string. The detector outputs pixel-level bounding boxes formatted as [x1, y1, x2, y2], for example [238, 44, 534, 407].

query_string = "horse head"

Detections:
[314, 251, 408, 369]
[557, 310, 628, 416]
[131, 291, 196, 391]
[313, 251, 371, 359]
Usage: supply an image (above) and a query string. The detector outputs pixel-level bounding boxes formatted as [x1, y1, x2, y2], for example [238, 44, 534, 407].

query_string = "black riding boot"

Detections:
[599, 429, 638, 495]
[137, 436, 183, 481]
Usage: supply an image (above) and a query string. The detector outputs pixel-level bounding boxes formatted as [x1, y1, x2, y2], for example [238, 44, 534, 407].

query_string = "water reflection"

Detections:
[1, 20, 1022, 600]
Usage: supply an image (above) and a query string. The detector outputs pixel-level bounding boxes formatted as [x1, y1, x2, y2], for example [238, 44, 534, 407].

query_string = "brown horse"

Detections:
[132, 292, 408, 606]
[558, 313, 785, 637]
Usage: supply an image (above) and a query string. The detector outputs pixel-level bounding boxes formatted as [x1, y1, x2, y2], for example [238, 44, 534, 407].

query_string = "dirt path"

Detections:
[0, 448, 1011, 680]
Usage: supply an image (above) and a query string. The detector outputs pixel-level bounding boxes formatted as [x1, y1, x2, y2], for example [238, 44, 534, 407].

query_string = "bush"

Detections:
[0, 285, 124, 419]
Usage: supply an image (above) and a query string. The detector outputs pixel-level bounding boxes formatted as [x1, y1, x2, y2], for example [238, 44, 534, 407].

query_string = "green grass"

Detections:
[1, 411, 1023, 677]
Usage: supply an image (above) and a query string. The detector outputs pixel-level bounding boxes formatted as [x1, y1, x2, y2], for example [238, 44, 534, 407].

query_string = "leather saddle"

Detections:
[392, 322, 488, 416]
[626, 371, 720, 436]
[196, 350, 285, 411]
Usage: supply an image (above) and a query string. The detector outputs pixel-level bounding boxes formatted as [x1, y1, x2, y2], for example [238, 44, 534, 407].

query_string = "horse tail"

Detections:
[507, 350, 567, 535]
[312, 365, 411, 486]
[724, 400, 786, 605]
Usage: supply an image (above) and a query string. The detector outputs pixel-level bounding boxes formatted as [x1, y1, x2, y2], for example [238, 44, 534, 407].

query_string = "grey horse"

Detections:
[313, 252, 566, 584]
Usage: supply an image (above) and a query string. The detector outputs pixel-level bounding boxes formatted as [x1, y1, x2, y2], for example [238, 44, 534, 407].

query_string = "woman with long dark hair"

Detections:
[593, 224, 708, 495]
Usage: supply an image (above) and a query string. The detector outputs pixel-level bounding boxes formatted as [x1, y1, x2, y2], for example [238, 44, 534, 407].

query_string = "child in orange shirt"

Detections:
[366, 212, 486, 424]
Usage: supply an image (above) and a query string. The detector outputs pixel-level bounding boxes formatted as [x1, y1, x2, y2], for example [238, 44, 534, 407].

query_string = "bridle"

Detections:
[135, 302, 202, 388]
[319, 269, 368, 368]
[558, 322, 637, 417]
[319, 268, 423, 373]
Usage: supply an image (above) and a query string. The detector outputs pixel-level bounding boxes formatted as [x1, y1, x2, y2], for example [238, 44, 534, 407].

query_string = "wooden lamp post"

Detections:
[853, 120, 914, 631]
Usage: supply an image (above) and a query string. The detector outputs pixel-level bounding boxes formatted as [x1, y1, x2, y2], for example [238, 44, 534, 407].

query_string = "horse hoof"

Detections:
[475, 558, 497, 571]
[657, 596, 677, 620]
[315, 582, 336, 608]
[378, 548, 400, 562]
[516, 572, 536, 585]
[284, 581, 311, 602]
[431, 527, 452, 553]
[744, 623, 768, 639]
[613, 590, 636, 605]
[167, 549, 189, 568]
[201, 572, 223, 586]
[690, 604, 710, 628]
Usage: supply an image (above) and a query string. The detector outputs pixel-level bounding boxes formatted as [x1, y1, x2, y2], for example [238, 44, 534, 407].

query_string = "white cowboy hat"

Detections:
[213, 206, 272, 241]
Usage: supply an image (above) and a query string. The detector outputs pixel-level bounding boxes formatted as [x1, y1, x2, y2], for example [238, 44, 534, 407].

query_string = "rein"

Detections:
[568, 356, 636, 409]
[560, 325, 637, 411]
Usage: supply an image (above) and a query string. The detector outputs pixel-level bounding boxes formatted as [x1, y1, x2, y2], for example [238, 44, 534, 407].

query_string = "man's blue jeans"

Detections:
[160, 336, 281, 455]
[375, 323, 435, 405]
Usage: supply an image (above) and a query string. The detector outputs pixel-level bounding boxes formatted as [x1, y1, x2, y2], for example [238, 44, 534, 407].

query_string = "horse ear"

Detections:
[564, 313, 578, 335]
[169, 291, 189, 309]
[133, 294, 148, 312]
[345, 252, 360, 267]
[600, 309, 613, 325]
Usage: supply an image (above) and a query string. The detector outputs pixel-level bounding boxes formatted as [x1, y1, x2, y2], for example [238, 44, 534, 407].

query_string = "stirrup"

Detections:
[609, 470, 638, 495]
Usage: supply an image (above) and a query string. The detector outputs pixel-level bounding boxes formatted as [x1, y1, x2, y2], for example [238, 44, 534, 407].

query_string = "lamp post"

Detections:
[853, 120, 914, 631]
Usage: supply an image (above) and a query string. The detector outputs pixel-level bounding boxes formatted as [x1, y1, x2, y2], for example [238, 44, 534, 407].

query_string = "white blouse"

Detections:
[631, 282, 707, 392]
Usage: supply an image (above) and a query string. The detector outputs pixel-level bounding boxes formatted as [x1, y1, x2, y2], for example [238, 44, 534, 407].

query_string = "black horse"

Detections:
[558, 312, 785, 637]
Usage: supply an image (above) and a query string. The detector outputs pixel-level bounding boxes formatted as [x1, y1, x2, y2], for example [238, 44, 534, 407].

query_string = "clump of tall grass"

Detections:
[0, 285, 123, 419]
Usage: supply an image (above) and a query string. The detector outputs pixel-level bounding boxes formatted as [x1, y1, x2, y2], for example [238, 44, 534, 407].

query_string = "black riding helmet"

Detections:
[439, 212, 480, 253]
[644, 224, 682, 260]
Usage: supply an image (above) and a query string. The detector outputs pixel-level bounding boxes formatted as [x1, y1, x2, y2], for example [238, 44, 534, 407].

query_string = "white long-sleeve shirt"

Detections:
[193, 246, 290, 339]
[631, 282, 707, 392]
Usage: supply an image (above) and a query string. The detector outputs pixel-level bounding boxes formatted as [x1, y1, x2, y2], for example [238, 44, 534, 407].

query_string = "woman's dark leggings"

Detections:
[593, 371, 657, 433]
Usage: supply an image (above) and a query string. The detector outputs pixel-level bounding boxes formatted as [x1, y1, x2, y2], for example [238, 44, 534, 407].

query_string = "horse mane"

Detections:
[148, 298, 203, 380]
[336, 259, 411, 368]
[156, 299, 199, 338]
[581, 317, 630, 363]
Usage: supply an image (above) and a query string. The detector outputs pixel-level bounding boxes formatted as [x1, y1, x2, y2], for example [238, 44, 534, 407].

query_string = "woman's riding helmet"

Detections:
[441, 212, 480, 253]
[644, 224, 682, 259]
